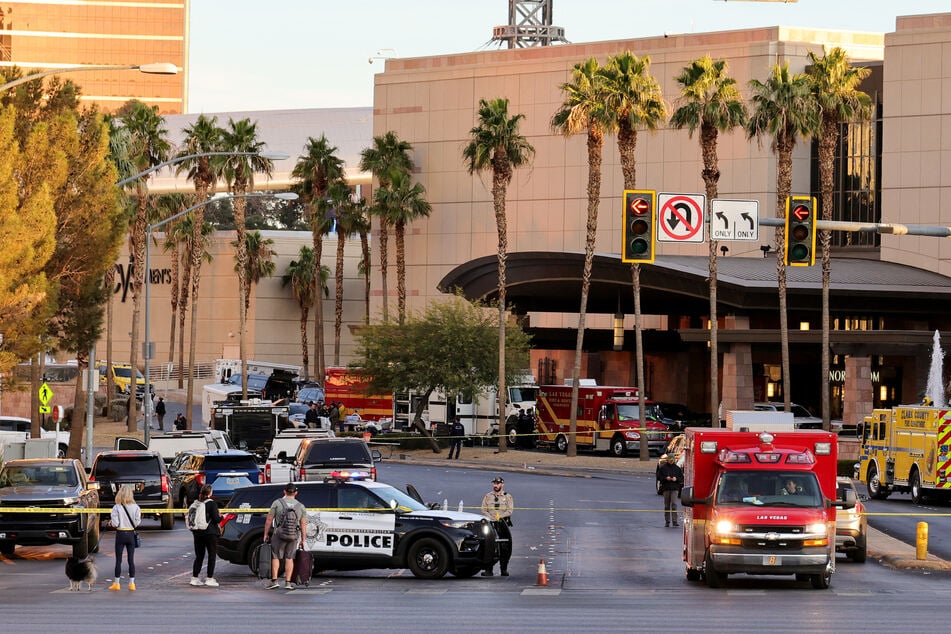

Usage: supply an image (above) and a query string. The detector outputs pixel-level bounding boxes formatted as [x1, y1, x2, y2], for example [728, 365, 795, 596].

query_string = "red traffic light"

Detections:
[792, 204, 811, 221]
[629, 197, 650, 216]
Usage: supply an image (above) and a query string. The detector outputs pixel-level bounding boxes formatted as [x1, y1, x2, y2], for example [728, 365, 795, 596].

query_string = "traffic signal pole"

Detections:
[761, 216, 951, 238]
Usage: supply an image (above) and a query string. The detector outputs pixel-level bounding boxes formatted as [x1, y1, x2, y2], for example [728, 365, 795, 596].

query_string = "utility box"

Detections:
[726, 410, 794, 432]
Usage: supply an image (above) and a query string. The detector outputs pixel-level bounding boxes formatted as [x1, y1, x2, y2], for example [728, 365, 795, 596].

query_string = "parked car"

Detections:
[835, 476, 867, 563]
[168, 450, 264, 508]
[288, 385, 328, 421]
[97, 362, 154, 400]
[218, 476, 498, 579]
[115, 430, 233, 466]
[293, 437, 382, 482]
[89, 450, 174, 530]
[264, 429, 335, 483]
[649, 403, 710, 431]
[0, 458, 100, 557]
[753, 402, 823, 429]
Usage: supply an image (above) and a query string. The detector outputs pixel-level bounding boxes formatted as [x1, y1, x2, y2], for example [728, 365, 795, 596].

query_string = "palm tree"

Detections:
[671, 55, 748, 427]
[551, 57, 614, 457]
[463, 97, 535, 453]
[174, 114, 222, 420]
[747, 63, 818, 410]
[165, 215, 191, 392]
[353, 199, 372, 324]
[291, 135, 344, 380]
[234, 230, 277, 317]
[116, 100, 170, 431]
[807, 48, 872, 430]
[375, 170, 431, 325]
[282, 246, 318, 380]
[331, 192, 367, 365]
[155, 194, 186, 379]
[601, 51, 667, 460]
[360, 132, 414, 323]
[220, 118, 274, 398]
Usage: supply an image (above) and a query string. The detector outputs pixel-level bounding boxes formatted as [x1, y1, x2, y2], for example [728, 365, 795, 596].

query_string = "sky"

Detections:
[186, 0, 951, 113]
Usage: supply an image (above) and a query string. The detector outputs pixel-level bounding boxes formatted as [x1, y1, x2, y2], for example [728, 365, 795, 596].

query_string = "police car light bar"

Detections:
[327, 470, 371, 481]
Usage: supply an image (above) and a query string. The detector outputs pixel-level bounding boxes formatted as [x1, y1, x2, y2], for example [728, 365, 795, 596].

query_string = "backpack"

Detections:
[187, 499, 209, 531]
[276, 498, 300, 541]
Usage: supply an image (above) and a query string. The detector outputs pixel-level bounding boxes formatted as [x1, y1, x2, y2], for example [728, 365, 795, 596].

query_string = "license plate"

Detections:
[764, 555, 780, 566]
[226, 477, 240, 485]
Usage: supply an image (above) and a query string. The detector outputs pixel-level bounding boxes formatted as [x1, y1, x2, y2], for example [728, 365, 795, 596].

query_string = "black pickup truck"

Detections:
[0, 458, 101, 557]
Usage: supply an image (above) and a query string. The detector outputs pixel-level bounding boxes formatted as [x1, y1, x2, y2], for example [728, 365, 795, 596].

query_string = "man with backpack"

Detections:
[186, 484, 222, 587]
[262, 483, 308, 589]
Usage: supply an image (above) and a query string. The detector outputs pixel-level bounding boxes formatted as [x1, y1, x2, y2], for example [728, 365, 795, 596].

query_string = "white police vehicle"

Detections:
[218, 472, 499, 579]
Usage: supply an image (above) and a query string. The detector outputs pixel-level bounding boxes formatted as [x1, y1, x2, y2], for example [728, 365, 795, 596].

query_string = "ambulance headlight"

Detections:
[807, 522, 827, 535]
[714, 520, 734, 535]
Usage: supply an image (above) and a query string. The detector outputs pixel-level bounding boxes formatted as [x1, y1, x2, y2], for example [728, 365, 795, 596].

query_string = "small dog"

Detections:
[65, 556, 98, 592]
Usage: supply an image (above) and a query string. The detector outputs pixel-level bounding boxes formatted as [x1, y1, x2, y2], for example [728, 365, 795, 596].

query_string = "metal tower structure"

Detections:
[492, 0, 568, 49]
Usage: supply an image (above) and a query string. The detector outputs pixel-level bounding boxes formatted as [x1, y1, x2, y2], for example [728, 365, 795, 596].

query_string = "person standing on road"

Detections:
[657, 453, 684, 527]
[262, 483, 307, 590]
[447, 416, 465, 460]
[189, 484, 222, 587]
[108, 484, 141, 591]
[480, 476, 514, 576]
[304, 402, 321, 428]
[155, 396, 166, 430]
[329, 401, 342, 433]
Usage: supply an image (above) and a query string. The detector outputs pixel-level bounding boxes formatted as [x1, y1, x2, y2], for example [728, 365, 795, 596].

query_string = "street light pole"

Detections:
[142, 191, 297, 443]
[116, 150, 288, 188]
[0, 62, 178, 93]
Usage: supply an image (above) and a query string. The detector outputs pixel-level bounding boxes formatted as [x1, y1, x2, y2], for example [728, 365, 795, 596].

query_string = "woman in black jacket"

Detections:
[188, 484, 222, 587]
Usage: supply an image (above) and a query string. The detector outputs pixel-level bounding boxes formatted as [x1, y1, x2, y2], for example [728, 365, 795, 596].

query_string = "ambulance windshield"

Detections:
[716, 471, 823, 508]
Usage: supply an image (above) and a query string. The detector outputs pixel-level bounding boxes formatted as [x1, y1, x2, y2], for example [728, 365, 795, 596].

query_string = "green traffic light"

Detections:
[630, 238, 648, 255]
[789, 244, 809, 262]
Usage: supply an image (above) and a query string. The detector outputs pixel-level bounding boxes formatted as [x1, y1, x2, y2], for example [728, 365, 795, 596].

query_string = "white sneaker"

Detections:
[189, 577, 202, 586]
[205, 578, 219, 587]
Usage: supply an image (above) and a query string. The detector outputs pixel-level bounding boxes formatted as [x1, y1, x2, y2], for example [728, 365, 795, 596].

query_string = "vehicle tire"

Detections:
[506, 426, 518, 448]
[911, 469, 926, 505]
[851, 543, 867, 564]
[685, 567, 702, 582]
[610, 435, 627, 458]
[57, 443, 68, 459]
[555, 435, 568, 453]
[795, 573, 809, 582]
[451, 565, 481, 578]
[704, 553, 723, 589]
[160, 498, 175, 530]
[0, 540, 14, 556]
[810, 572, 831, 589]
[866, 464, 889, 500]
[407, 537, 450, 580]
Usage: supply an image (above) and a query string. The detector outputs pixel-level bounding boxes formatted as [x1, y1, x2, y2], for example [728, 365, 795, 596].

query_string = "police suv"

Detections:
[218, 475, 498, 579]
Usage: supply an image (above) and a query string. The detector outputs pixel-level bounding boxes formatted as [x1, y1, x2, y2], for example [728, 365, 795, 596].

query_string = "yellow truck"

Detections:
[97, 362, 154, 400]
[855, 406, 951, 503]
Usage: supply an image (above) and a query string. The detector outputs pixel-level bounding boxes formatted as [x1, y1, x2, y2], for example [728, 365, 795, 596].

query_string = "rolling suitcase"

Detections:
[291, 547, 313, 586]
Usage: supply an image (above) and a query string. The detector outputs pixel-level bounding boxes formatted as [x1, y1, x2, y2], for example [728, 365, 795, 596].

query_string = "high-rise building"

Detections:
[0, 0, 186, 113]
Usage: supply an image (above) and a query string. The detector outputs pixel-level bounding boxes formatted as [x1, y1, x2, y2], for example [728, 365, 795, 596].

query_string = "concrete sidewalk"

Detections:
[392, 447, 951, 573]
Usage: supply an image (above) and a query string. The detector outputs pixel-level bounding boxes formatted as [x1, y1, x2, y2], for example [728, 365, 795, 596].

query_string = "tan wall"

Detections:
[370, 27, 884, 325]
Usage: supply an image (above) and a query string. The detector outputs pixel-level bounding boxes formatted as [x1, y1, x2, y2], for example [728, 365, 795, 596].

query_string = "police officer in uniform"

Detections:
[481, 476, 514, 576]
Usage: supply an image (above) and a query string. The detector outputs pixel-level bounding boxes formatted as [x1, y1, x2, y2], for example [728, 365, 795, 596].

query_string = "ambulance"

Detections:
[856, 405, 951, 503]
[680, 428, 852, 589]
[535, 384, 672, 456]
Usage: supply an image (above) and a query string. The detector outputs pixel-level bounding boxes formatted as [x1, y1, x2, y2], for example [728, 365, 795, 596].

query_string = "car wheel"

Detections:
[911, 469, 925, 504]
[0, 540, 14, 556]
[685, 567, 702, 582]
[610, 435, 626, 458]
[555, 435, 568, 453]
[160, 498, 175, 530]
[867, 464, 889, 500]
[704, 553, 723, 588]
[810, 572, 831, 589]
[506, 425, 518, 448]
[57, 444, 68, 459]
[407, 537, 449, 580]
[851, 542, 867, 564]
[451, 565, 481, 578]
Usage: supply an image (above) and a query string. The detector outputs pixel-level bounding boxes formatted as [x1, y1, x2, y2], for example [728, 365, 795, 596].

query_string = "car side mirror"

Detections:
[389, 499, 398, 510]
[277, 451, 288, 462]
[371, 449, 382, 461]
[834, 488, 857, 509]
[680, 486, 695, 507]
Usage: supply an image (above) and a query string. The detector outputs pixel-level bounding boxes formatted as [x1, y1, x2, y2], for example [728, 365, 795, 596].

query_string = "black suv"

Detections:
[293, 437, 382, 482]
[168, 450, 264, 508]
[0, 458, 100, 557]
[218, 478, 498, 579]
[90, 450, 174, 530]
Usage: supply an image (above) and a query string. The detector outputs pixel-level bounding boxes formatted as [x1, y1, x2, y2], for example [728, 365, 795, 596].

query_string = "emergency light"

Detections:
[327, 470, 371, 481]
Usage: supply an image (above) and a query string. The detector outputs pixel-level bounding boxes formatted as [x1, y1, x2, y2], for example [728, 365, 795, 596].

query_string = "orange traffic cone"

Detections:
[536, 558, 548, 586]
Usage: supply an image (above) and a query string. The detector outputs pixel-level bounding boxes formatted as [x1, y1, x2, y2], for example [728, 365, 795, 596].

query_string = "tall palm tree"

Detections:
[116, 101, 170, 431]
[353, 198, 372, 324]
[360, 132, 414, 323]
[671, 55, 748, 427]
[807, 48, 872, 430]
[551, 57, 614, 457]
[234, 230, 277, 317]
[331, 191, 366, 365]
[155, 194, 186, 379]
[174, 114, 222, 419]
[601, 51, 667, 460]
[282, 246, 318, 380]
[291, 135, 344, 380]
[376, 171, 431, 325]
[165, 215, 192, 392]
[220, 118, 274, 399]
[747, 63, 818, 411]
[463, 97, 535, 453]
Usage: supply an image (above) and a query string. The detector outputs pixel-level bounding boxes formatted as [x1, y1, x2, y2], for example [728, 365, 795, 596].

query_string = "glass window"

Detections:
[94, 456, 160, 478]
[337, 486, 388, 511]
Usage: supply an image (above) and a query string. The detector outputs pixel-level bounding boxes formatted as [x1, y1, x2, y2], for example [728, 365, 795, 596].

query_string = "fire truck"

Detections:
[856, 405, 951, 503]
[535, 385, 672, 456]
[323, 367, 393, 423]
[680, 428, 850, 589]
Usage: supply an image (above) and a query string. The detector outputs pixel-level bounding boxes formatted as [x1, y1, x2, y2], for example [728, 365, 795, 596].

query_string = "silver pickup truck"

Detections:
[115, 430, 232, 465]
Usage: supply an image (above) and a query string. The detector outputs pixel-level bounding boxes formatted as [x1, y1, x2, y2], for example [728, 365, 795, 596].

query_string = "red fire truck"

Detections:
[323, 367, 393, 423]
[535, 385, 672, 456]
[680, 428, 852, 589]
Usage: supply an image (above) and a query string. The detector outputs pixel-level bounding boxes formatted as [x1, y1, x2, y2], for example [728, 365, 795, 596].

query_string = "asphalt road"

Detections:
[1, 462, 949, 632]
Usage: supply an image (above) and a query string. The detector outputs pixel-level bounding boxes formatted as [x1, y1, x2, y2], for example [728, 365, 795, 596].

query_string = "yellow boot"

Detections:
[128, 581, 136, 591]
[108, 581, 120, 591]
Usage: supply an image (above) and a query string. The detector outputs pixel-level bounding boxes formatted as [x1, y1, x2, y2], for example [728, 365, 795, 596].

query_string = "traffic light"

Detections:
[622, 190, 656, 263]
[785, 195, 817, 266]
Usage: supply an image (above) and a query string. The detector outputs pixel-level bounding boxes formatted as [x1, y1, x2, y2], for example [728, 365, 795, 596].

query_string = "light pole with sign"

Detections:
[0, 63, 178, 93]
